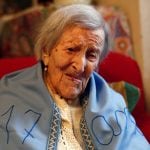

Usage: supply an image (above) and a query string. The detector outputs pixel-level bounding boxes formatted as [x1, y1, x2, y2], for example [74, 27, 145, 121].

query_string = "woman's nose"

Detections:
[72, 55, 87, 73]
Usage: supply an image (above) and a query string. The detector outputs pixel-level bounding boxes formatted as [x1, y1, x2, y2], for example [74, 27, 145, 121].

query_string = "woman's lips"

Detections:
[66, 74, 82, 84]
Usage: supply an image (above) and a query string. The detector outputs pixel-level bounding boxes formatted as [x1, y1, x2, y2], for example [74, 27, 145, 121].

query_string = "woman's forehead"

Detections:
[58, 26, 105, 46]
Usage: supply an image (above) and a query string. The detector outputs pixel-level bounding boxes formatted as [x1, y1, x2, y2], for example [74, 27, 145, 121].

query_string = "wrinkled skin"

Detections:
[43, 26, 105, 101]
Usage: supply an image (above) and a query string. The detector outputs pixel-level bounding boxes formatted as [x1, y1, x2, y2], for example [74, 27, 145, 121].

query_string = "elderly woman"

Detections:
[0, 4, 149, 150]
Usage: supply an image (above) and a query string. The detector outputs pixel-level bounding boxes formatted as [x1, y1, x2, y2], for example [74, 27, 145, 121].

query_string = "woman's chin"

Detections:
[57, 84, 83, 100]
[60, 91, 80, 101]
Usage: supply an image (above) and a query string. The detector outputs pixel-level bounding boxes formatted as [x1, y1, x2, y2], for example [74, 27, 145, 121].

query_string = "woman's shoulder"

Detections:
[0, 62, 42, 84]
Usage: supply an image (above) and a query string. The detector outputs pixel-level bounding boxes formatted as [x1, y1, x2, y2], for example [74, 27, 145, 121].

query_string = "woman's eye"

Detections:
[86, 51, 98, 61]
[67, 47, 74, 52]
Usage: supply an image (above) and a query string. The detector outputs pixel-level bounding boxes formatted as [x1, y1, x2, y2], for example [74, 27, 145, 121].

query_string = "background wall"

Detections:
[139, 0, 150, 111]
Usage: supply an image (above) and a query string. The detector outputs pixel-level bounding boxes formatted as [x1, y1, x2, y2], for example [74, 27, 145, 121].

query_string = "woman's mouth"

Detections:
[66, 74, 82, 84]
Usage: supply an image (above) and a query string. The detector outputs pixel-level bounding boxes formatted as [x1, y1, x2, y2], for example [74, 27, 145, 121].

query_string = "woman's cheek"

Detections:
[86, 62, 97, 75]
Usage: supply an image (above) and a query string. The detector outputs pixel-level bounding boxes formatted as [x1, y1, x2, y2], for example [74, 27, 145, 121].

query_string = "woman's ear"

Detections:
[42, 51, 50, 66]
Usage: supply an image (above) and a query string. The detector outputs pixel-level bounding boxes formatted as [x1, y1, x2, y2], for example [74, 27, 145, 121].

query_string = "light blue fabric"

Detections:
[0, 62, 149, 150]
[85, 73, 150, 150]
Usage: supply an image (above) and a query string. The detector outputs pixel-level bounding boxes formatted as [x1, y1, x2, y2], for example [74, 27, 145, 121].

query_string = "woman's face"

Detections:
[43, 26, 105, 100]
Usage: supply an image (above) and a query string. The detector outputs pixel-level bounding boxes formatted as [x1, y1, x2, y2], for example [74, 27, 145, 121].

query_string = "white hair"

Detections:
[34, 4, 111, 61]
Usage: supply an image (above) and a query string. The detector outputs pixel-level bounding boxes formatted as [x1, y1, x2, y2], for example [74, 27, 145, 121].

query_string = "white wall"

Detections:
[139, 0, 150, 111]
